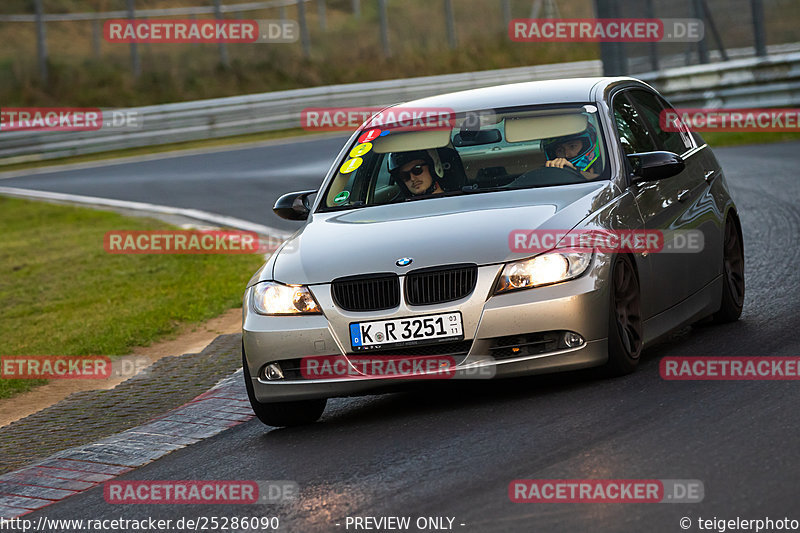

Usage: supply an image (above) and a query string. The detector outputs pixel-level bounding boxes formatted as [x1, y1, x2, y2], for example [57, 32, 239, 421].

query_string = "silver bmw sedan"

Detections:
[242, 77, 744, 427]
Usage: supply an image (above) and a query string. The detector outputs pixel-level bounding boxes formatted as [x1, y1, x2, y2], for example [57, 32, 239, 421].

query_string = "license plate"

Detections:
[350, 312, 463, 352]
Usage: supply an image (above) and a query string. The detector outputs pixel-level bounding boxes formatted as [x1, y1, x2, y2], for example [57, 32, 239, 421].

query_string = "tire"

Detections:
[712, 216, 745, 323]
[242, 348, 327, 427]
[601, 254, 643, 377]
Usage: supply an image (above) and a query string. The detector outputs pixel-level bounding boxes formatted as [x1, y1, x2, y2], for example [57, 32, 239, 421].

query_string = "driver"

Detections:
[387, 150, 446, 196]
[541, 123, 601, 180]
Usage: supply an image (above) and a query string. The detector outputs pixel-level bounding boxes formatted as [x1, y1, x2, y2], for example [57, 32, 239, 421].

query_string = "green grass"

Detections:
[0, 0, 598, 107]
[701, 131, 800, 147]
[0, 196, 264, 399]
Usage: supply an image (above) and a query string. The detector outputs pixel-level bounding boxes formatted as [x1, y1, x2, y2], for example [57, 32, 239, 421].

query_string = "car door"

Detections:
[610, 89, 685, 319]
[625, 89, 718, 302]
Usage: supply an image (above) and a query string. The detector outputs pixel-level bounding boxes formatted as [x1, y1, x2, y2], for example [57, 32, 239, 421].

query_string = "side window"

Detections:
[612, 93, 657, 156]
[628, 90, 693, 154]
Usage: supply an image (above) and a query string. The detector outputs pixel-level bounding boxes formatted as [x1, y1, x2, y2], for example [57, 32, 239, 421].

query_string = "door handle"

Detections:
[704, 170, 716, 183]
[677, 189, 691, 202]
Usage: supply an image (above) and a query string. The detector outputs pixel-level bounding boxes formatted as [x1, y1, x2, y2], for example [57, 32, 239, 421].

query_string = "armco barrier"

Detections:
[0, 60, 601, 162]
[2, 47, 800, 163]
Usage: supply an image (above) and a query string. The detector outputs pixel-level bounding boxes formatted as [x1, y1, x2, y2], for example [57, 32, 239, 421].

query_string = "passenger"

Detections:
[541, 123, 601, 180]
[387, 150, 446, 196]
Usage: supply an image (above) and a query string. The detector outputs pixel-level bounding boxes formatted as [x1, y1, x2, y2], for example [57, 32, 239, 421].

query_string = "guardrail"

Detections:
[0, 59, 601, 163]
[2, 48, 800, 164]
[639, 51, 800, 109]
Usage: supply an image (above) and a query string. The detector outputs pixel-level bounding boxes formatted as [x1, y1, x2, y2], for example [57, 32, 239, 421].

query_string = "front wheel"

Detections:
[601, 254, 643, 377]
[242, 348, 327, 427]
[712, 216, 745, 323]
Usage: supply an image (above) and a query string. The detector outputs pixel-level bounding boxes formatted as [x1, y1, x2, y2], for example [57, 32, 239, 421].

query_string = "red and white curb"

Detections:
[0, 370, 252, 519]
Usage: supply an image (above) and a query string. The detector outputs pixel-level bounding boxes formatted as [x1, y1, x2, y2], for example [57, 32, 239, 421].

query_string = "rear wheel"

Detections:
[712, 216, 745, 323]
[602, 254, 643, 376]
[242, 348, 327, 427]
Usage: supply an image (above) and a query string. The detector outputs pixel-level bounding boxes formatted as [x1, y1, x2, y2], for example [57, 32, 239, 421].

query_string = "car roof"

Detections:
[389, 76, 649, 113]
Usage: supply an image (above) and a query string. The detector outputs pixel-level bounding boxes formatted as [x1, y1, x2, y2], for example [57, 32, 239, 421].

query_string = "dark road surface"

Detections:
[8, 141, 800, 532]
[0, 135, 348, 232]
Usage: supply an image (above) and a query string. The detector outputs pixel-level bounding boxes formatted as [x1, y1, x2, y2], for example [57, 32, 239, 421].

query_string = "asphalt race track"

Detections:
[7, 140, 800, 532]
[0, 134, 349, 233]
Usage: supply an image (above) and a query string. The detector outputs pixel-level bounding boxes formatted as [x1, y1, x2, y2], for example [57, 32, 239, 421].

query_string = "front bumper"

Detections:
[243, 256, 611, 403]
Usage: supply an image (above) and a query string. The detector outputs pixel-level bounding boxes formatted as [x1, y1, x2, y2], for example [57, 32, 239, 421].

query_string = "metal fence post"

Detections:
[126, 0, 140, 78]
[750, 0, 767, 57]
[700, 0, 728, 61]
[444, 0, 457, 49]
[190, 14, 199, 47]
[33, 0, 48, 83]
[317, 0, 326, 31]
[502, 0, 511, 33]
[91, 18, 102, 58]
[594, 0, 627, 75]
[379, 0, 390, 58]
[692, 0, 709, 64]
[352, 0, 360, 18]
[297, 0, 311, 58]
[644, 0, 659, 71]
[212, 0, 230, 67]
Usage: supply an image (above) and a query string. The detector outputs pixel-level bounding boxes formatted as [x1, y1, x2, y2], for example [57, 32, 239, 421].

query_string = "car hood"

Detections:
[270, 181, 616, 285]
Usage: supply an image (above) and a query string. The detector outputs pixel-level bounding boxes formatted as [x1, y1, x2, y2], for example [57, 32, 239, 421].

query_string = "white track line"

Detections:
[0, 186, 293, 239]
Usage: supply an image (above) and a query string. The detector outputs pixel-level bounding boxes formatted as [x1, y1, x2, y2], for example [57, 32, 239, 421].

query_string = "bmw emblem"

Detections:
[396, 257, 413, 267]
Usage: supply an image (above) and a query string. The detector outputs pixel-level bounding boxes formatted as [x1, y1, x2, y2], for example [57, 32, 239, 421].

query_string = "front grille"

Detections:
[488, 332, 562, 360]
[353, 340, 473, 358]
[332, 273, 400, 312]
[405, 264, 478, 306]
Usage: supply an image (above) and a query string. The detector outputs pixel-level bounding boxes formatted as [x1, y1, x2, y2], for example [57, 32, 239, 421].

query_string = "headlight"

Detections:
[494, 252, 592, 294]
[252, 281, 321, 315]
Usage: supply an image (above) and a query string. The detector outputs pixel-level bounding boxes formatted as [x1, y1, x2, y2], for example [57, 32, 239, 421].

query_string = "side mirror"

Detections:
[627, 151, 685, 182]
[273, 190, 316, 221]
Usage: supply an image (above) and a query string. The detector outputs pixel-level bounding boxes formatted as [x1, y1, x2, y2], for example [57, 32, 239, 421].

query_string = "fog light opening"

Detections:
[563, 332, 585, 349]
[262, 362, 285, 381]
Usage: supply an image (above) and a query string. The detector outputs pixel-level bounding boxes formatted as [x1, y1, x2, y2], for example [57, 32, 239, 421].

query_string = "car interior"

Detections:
[324, 109, 607, 209]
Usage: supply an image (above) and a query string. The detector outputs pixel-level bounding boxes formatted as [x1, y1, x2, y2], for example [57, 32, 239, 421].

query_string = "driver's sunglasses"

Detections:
[393, 164, 428, 182]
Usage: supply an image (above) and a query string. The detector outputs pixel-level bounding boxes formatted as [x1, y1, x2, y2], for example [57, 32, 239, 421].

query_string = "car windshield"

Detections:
[319, 104, 608, 211]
